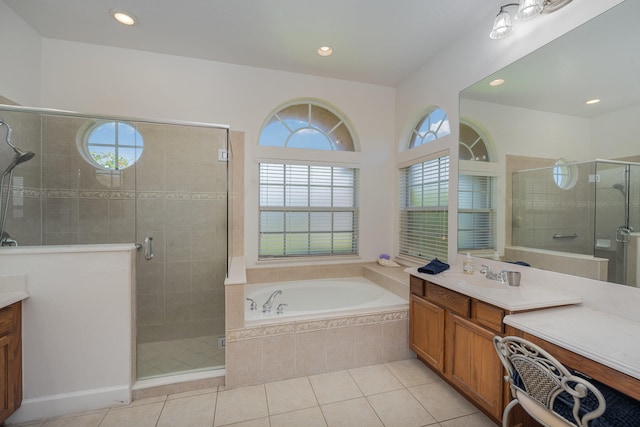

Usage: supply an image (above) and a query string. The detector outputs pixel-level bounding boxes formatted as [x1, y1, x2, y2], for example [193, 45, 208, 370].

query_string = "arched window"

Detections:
[259, 101, 355, 151]
[409, 107, 451, 148]
[257, 100, 359, 258]
[458, 120, 496, 252]
[459, 121, 491, 162]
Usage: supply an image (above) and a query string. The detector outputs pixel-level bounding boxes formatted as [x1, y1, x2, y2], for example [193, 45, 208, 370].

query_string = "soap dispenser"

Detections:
[463, 253, 474, 275]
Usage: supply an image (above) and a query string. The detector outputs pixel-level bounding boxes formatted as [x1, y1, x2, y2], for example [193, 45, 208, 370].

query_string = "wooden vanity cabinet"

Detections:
[0, 302, 22, 424]
[409, 276, 505, 422]
[409, 294, 444, 370]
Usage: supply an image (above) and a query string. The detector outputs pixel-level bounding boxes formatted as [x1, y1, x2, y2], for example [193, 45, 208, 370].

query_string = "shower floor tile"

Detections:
[136, 335, 225, 379]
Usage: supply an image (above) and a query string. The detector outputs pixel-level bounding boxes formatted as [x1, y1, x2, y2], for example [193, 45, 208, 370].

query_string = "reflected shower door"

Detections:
[134, 121, 228, 380]
[594, 162, 635, 285]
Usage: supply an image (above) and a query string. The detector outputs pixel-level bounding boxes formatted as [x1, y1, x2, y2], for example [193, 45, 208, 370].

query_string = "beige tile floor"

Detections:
[137, 335, 226, 379]
[11, 359, 497, 427]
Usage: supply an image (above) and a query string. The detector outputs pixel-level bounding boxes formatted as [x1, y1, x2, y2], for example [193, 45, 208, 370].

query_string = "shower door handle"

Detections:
[136, 237, 155, 260]
[144, 237, 154, 260]
[616, 227, 631, 243]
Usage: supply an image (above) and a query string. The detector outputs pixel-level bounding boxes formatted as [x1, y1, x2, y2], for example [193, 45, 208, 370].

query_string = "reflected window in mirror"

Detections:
[409, 107, 451, 148]
[398, 155, 449, 262]
[553, 158, 578, 190]
[458, 175, 496, 252]
[459, 121, 491, 161]
[458, 119, 497, 254]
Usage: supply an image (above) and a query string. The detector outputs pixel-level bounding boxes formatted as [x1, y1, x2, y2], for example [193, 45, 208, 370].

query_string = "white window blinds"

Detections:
[259, 163, 359, 258]
[458, 175, 496, 251]
[398, 156, 449, 262]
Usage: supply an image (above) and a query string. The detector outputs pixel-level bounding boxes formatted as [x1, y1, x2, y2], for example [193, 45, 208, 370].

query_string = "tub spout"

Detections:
[262, 290, 282, 312]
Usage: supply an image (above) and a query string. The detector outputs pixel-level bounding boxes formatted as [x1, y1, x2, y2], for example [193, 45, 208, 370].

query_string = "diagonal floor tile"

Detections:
[348, 364, 403, 396]
[214, 385, 268, 427]
[309, 370, 362, 405]
[265, 377, 318, 415]
[156, 392, 217, 427]
[408, 381, 477, 421]
[321, 397, 383, 427]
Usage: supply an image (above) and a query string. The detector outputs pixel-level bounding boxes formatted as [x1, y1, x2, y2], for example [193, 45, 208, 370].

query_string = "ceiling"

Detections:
[3, 0, 497, 87]
[461, 0, 639, 118]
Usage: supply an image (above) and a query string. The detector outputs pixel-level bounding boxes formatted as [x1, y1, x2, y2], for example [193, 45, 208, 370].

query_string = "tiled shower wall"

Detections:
[0, 107, 229, 344]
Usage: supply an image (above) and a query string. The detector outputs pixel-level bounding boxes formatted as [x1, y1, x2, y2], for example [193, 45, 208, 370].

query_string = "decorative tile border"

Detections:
[14, 186, 225, 201]
[227, 308, 408, 343]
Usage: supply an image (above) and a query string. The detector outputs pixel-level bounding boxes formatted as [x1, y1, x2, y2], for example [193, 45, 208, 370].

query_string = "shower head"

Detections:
[2, 149, 36, 177]
[0, 119, 36, 176]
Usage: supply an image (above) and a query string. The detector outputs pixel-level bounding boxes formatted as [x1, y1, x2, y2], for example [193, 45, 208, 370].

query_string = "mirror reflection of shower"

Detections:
[0, 119, 36, 246]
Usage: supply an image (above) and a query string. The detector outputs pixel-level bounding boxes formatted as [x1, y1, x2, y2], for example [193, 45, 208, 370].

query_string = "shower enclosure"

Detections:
[0, 105, 229, 380]
[512, 159, 640, 286]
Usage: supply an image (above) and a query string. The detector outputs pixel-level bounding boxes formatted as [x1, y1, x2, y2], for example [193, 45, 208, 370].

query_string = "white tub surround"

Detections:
[0, 244, 135, 424]
[244, 277, 408, 325]
[224, 262, 412, 388]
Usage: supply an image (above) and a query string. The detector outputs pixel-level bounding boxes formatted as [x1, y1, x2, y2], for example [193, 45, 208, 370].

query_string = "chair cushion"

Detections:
[513, 370, 640, 427]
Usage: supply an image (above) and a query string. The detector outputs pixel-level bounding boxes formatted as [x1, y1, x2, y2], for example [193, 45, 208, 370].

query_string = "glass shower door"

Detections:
[134, 121, 228, 380]
[594, 162, 637, 285]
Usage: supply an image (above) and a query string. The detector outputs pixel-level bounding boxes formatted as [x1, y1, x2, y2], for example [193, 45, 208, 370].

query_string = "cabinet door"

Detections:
[446, 312, 503, 420]
[0, 303, 22, 425]
[409, 294, 445, 372]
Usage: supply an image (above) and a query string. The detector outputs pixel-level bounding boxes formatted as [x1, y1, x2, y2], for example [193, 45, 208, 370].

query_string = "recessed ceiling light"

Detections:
[317, 46, 333, 57]
[111, 9, 137, 26]
[489, 79, 505, 87]
[585, 98, 601, 105]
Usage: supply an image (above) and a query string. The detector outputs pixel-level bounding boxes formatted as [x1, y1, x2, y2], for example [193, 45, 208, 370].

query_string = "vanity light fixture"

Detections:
[317, 46, 333, 57]
[111, 9, 137, 26]
[490, 0, 573, 40]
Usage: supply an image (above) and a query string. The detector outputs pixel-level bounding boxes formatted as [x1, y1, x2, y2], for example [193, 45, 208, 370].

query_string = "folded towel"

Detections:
[418, 258, 450, 275]
[509, 261, 531, 267]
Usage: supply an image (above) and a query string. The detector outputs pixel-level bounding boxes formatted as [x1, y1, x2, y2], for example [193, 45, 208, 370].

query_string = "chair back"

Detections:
[494, 336, 606, 427]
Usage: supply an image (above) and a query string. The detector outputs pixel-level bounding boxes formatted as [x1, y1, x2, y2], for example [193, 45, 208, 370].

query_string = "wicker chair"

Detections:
[494, 336, 606, 427]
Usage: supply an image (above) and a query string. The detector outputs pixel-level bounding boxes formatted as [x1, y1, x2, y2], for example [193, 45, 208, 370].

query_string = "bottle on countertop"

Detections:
[463, 252, 474, 275]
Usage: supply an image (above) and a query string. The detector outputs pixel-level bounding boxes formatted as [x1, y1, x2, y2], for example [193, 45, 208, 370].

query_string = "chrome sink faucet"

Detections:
[262, 290, 283, 312]
[480, 265, 507, 283]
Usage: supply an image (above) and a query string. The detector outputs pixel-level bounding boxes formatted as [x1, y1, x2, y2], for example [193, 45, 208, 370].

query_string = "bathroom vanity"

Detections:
[0, 276, 29, 424]
[409, 260, 640, 425]
[408, 266, 583, 423]
[0, 302, 22, 424]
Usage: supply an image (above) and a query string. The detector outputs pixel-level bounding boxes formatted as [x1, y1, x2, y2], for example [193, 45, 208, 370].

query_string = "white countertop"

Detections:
[0, 275, 30, 309]
[407, 267, 583, 311]
[504, 305, 640, 380]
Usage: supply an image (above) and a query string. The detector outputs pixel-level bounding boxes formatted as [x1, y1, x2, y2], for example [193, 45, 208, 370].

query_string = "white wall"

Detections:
[0, 2, 42, 106]
[0, 245, 134, 424]
[39, 39, 396, 268]
[395, 0, 623, 261]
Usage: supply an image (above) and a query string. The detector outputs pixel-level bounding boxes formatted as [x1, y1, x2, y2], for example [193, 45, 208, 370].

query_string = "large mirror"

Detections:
[459, 0, 640, 286]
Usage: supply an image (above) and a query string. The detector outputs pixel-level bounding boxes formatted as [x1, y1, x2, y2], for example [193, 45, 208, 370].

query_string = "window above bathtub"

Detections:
[257, 99, 360, 260]
[258, 163, 359, 258]
[258, 100, 357, 151]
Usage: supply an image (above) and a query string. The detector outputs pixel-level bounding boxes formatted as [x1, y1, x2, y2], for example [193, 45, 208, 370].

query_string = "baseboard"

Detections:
[6, 385, 130, 425]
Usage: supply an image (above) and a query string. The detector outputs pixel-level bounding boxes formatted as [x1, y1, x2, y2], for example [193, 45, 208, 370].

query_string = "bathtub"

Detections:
[244, 276, 408, 325]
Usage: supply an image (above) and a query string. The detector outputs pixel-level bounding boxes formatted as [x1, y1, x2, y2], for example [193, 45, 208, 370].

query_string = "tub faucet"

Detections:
[480, 265, 507, 283]
[262, 290, 283, 312]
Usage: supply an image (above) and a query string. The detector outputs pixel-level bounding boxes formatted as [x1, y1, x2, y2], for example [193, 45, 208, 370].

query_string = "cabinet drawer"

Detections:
[426, 283, 470, 318]
[474, 301, 504, 334]
[410, 276, 425, 296]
